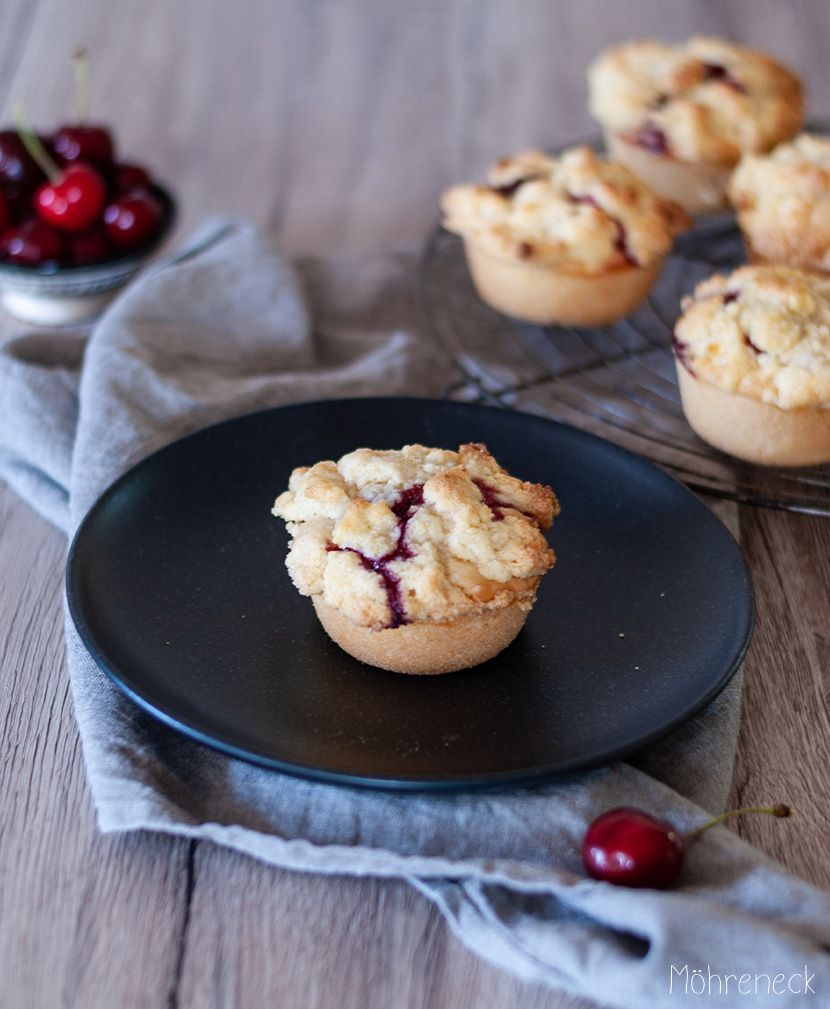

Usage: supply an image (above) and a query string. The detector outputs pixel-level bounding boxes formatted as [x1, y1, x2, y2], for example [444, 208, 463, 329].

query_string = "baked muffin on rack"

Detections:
[587, 36, 804, 215]
[673, 265, 830, 466]
[272, 443, 559, 674]
[728, 133, 830, 272]
[440, 145, 690, 327]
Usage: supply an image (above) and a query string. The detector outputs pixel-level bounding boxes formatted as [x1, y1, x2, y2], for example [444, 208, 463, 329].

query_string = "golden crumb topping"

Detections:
[729, 134, 830, 271]
[588, 36, 803, 164]
[272, 443, 559, 630]
[674, 265, 830, 408]
[440, 146, 689, 273]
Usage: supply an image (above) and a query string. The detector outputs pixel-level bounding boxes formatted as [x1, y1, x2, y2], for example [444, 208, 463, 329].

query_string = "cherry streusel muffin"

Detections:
[673, 265, 830, 465]
[272, 443, 559, 674]
[588, 36, 804, 215]
[728, 133, 830, 272]
[440, 145, 690, 327]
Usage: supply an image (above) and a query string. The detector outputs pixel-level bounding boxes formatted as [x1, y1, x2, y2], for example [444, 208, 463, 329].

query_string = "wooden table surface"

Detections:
[2, 3, 830, 1007]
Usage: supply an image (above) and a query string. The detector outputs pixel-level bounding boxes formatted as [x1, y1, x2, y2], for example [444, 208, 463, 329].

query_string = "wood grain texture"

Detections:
[729, 508, 830, 886]
[2, 2, 830, 1008]
[179, 845, 596, 1009]
[0, 493, 193, 1009]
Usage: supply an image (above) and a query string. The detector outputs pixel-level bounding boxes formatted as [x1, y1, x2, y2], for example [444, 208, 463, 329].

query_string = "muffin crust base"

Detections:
[605, 133, 733, 216]
[676, 362, 830, 466]
[312, 596, 531, 675]
[463, 241, 663, 327]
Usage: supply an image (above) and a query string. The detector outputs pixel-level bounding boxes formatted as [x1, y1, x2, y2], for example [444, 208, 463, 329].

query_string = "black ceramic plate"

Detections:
[66, 398, 754, 790]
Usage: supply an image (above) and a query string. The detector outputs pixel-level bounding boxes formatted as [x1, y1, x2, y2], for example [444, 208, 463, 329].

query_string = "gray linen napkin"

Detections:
[1, 218, 829, 1008]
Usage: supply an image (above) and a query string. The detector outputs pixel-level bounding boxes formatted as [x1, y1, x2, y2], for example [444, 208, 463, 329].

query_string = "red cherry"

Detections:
[0, 218, 65, 266]
[0, 130, 47, 185]
[0, 190, 10, 233]
[52, 125, 114, 166]
[583, 803, 795, 889]
[583, 807, 685, 889]
[69, 225, 114, 266]
[103, 187, 163, 249]
[34, 162, 107, 233]
[1, 182, 36, 225]
[113, 162, 152, 193]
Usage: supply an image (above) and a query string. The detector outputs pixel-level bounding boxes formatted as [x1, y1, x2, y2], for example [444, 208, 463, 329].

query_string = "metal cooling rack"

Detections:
[417, 219, 830, 516]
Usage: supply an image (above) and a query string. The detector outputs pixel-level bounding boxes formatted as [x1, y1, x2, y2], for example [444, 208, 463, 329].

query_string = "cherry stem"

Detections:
[73, 47, 90, 125]
[683, 804, 794, 843]
[14, 103, 60, 181]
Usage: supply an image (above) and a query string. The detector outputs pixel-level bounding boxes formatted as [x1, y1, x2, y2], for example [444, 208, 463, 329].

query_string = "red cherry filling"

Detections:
[473, 479, 509, 520]
[567, 192, 638, 266]
[631, 123, 671, 158]
[327, 484, 425, 628]
[326, 481, 543, 628]
[671, 334, 695, 376]
[34, 162, 107, 233]
[472, 479, 541, 523]
[339, 546, 412, 628]
[582, 807, 685, 888]
[391, 483, 426, 516]
[490, 175, 540, 198]
[674, 290, 743, 374]
[701, 63, 747, 94]
[474, 479, 515, 520]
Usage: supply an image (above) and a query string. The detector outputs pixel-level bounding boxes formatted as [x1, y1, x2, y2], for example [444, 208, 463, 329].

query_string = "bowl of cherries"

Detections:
[0, 112, 175, 326]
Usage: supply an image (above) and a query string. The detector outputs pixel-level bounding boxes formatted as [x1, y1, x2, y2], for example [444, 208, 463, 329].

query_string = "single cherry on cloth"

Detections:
[34, 162, 107, 233]
[103, 187, 164, 250]
[583, 807, 684, 889]
[582, 803, 794, 889]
